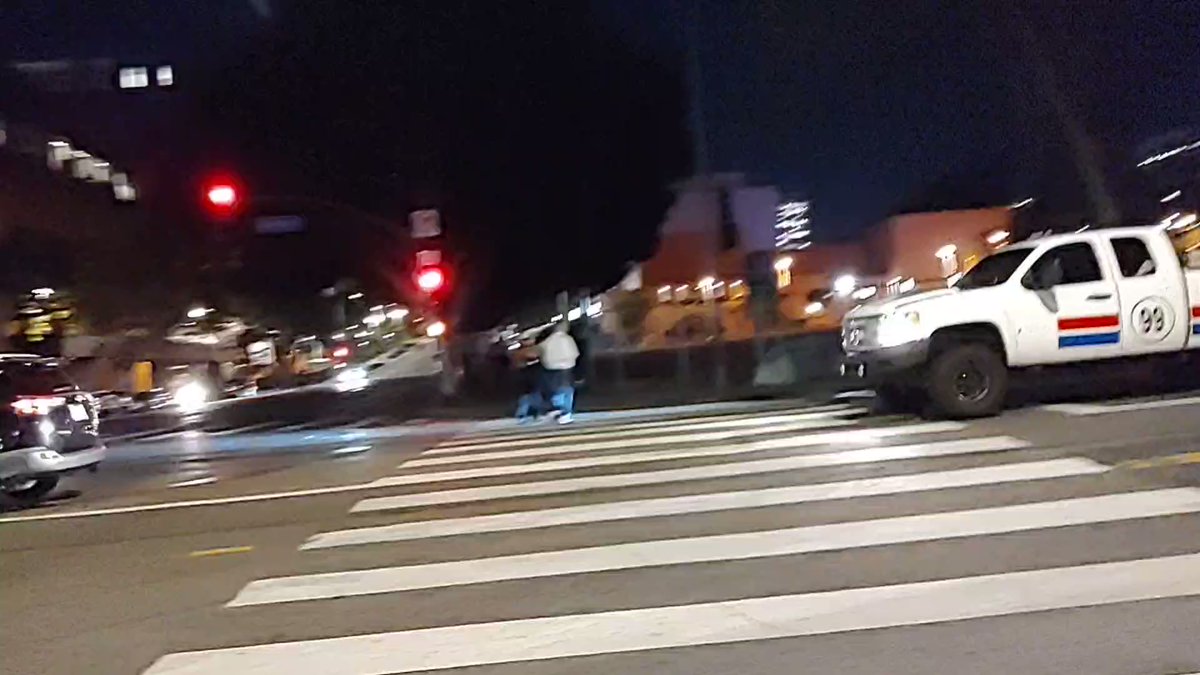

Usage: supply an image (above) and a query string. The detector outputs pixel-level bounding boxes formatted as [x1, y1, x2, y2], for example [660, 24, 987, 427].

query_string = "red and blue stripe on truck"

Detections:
[1058, 315, 1120, 348]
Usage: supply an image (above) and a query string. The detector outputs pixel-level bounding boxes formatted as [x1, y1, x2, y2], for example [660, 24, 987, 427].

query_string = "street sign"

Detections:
[410, 209, 441, 238]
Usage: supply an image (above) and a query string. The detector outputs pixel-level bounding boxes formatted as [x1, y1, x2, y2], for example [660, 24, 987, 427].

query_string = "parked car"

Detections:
[842, 223, 1200, 417]
[0, 354, 105, 507]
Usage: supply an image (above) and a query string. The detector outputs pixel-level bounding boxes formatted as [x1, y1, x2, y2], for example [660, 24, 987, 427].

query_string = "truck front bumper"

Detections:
[841, 339, 930, 382]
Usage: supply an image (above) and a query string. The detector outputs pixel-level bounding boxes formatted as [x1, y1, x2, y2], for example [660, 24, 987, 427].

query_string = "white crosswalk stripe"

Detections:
[235, 489, 1200, 605]
[408, 420, 957, 467]
[143, 407, 1200, 674]
[305, 458, 1106, 548]
[152, 554, 1200, 674]
[409, 416, 854, 466]
[429, 407, 863, 453]
[358, 436, 1027, 510]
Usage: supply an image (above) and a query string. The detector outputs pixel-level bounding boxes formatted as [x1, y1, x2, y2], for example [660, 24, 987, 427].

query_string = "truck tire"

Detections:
[925, 343, 1008, 418]
[1, 476, 59, 509]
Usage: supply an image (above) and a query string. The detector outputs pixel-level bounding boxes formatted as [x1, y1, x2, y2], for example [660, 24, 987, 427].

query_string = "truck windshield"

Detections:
[955, 248, 1034, 289]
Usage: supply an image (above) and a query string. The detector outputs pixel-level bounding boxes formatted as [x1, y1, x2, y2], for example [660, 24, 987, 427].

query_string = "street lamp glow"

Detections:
[347, 292, 364, 300]
[426, 320, 447, 337]
[31, 287, 54, 298]
[833, 274, 857, 296]
[186, 306, 210, 319]
[1162, 190, 1182, 203]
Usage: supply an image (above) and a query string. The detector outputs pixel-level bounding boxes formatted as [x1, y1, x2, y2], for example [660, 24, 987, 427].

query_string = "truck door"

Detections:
[1010, 240, 1122, 364]
[1103, 234, 1190, 353]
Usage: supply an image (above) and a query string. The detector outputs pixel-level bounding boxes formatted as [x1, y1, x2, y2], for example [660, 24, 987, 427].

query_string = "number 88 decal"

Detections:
[1131, 297, 1173, 342]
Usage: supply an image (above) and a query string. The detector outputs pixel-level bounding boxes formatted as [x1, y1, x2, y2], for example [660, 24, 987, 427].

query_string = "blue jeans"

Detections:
[545, 369, 574, 414]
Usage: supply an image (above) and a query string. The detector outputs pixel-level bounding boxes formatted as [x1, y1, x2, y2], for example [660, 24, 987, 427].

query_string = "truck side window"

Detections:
[1110, 237, 1156, 277]
[1024, 242, 1103, 287]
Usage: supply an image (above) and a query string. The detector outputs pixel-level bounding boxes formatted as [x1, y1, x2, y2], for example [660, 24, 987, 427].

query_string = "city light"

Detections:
[31, 287, 54, 298]
[347, 292, 364, 300]
[697, 275, 716, 289]
[899, 278, 917, 293]
[426, 320, 446, 337]
[386, 307, 409, 321]
[1170, 213, 1198, 231]
[1162, 190, 1182, 203]
[1138, 139, 1200, 167]
[567, 307, 583, 321]
[805, 301, 824, 315]
[986, 230, 1010, 245]
[935, 244, 958, 259]
[773, 256, 794, 272]
[851, 285, 878, 301]
[833, 274, 857, 296]
[363, 313, 385, 327]
[186, 306, 210, 319]
[1009, 197, 1035, 209]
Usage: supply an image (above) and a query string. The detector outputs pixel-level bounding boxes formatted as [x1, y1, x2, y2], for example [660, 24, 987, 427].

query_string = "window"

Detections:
[1023, 242, 1103, 287]
[156, 65, 174, 87]
[1110, 237, 1156, 277]
[955, 247, 1033, 289]
[118, 66, 148, 89]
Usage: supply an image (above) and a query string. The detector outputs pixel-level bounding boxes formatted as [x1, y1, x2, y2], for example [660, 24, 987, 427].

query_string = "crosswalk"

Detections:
[142, 405, 1200, 674]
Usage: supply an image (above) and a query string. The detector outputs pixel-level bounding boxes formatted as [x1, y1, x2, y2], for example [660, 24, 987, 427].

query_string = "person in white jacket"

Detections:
[537, 322, 579, 423]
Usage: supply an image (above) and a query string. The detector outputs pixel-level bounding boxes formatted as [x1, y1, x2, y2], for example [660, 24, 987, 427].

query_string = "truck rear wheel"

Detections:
[926, 343, 1007, 418]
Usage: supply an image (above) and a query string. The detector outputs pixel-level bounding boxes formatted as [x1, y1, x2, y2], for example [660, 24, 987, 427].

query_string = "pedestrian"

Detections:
[538, 321, 580, 423]
[512, 339, 544, 423]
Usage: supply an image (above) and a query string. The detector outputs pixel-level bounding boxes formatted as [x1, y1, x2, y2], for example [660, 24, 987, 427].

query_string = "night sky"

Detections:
[3, 1, 1199, 326]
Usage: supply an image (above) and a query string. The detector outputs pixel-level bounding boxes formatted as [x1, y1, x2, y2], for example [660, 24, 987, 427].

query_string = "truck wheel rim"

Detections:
[954, 358, 990, 402]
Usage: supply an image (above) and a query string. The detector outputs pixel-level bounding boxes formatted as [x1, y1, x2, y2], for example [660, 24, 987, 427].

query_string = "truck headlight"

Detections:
[174, 381, 210, 414]
[877, 311, 922, 347]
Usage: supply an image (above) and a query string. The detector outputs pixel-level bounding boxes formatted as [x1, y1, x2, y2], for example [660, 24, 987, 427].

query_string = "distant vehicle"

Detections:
[93, 390, 134, 417]
[129, 388, 173, 413]
[0, 354, 105, 508]
[843, 223, 1200, 417]
[222, 378, 258, 399]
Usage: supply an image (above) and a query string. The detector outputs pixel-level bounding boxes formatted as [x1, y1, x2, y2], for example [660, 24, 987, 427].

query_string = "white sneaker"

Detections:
[557, 413, 573, 424]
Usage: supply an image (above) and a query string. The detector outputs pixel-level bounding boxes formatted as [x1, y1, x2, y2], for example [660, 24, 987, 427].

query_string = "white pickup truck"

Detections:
[841, 224, 1200, 417]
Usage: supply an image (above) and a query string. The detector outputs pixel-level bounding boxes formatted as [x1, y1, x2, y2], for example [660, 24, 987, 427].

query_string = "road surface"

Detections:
[4, 395, 1200, 674]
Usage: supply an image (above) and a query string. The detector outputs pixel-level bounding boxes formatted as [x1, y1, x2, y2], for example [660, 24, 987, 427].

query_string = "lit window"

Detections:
[156, 65, 174, 87]
[119, 67, 149, 89]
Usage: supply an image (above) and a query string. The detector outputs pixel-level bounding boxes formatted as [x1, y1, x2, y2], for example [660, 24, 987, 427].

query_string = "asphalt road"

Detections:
[4, 394, 1200, 674]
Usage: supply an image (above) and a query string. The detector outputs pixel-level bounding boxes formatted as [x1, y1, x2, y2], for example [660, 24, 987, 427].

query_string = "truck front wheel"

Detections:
[926, 343, 1008, 418]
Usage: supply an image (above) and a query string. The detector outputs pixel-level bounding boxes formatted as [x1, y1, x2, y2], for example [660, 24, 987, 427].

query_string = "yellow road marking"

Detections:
[1117, 452, 1200, 470]
[188, 546, 254, 558]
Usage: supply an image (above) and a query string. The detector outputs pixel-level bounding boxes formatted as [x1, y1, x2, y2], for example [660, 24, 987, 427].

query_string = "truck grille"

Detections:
[843, 316, 880, 352]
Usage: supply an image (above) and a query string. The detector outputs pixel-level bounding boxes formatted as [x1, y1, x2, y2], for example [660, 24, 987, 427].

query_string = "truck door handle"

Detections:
[1086, 293, 1113, 300]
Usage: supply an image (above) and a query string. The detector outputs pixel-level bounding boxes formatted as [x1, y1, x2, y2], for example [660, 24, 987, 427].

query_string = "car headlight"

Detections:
[337, 367, 367, 382]
[877, 311, 922, 347]
[334, 367, 370, 392]
[173, 381, 210, 413]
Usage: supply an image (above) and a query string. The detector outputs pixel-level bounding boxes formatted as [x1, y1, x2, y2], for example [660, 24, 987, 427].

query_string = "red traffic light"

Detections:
[206, 184, 237, 207]
[201, 176, 243, 218]
[415, 266, 446, 293]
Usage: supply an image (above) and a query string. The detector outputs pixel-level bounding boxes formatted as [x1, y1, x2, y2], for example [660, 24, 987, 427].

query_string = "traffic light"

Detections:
[201, 176, 242, 219]
[415, 265, 446, 293]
